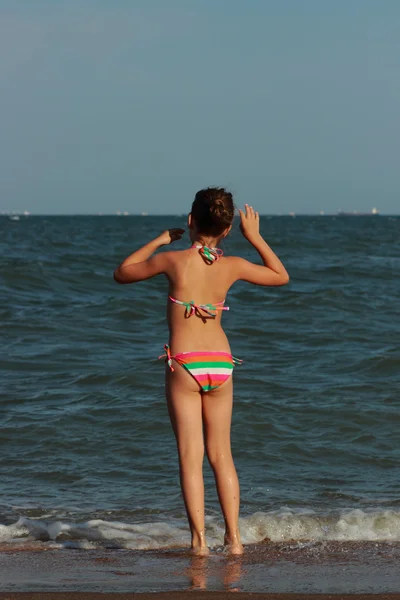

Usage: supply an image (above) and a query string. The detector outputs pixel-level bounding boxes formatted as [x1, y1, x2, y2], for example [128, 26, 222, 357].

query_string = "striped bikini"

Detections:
[159, 244, 242, 393]
[160, 345, 242, 393]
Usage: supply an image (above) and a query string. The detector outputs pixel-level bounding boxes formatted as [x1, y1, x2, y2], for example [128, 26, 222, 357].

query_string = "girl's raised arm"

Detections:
[114, 228, 184, 284]
[232, 205, 289, 287]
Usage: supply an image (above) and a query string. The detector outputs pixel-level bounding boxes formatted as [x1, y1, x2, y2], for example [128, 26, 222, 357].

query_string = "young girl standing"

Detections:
[114, 188, 289, 555]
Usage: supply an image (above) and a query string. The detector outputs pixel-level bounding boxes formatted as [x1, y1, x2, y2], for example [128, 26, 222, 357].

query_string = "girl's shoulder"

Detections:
[162, 247, 192, 260]
[220, 254, 243, 266]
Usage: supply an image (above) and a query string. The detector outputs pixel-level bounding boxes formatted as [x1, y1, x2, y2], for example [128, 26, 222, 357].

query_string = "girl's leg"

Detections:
[202, 378, 243, 554]
[166, 364, 208, 554]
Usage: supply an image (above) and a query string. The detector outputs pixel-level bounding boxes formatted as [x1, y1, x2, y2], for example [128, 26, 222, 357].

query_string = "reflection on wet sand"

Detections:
[186, 557, 207, 591]
[223, 558, 243, 592]
[186, 555, 244, 592]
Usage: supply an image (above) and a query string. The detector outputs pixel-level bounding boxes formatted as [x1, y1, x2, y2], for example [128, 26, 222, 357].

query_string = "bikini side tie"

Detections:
[158, 344, 174, 372]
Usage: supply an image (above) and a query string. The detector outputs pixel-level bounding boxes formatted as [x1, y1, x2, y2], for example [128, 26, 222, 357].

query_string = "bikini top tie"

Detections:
[169, 296, 228, 318]
[193, 244, 224, 264]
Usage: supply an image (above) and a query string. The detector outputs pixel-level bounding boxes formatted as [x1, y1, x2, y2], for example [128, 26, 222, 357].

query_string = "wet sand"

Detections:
[1, 594, 400, 600]
[0, 543, 399, 595]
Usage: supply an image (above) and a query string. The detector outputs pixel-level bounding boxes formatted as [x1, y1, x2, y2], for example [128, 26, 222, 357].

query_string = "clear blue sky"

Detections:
[1, 0, 399, 214]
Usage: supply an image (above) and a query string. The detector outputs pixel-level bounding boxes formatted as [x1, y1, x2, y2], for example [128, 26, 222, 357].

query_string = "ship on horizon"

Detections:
[337, 207, 380, 216]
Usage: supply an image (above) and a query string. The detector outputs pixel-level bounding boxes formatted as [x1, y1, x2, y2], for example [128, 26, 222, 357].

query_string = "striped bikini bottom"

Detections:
[160, 345, 242, 393]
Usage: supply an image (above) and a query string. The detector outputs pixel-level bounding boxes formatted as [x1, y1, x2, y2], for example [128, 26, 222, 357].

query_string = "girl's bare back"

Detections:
[166, 247, 236, 353]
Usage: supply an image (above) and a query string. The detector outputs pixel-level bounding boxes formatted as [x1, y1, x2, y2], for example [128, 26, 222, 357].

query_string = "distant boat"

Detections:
[337, 208, 380, 216]
[9, 215, 20, 221]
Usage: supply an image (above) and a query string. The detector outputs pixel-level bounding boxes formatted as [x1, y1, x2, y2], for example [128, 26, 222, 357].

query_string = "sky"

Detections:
[1, 0, 399, 215]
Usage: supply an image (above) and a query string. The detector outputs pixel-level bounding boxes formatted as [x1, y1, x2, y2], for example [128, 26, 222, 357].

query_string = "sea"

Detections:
[0, 214, 399, 592]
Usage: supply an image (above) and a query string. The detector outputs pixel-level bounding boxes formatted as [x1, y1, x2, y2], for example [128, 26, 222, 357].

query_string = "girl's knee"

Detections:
[178, 442, 204, 467]
[206, 446, 232, 470]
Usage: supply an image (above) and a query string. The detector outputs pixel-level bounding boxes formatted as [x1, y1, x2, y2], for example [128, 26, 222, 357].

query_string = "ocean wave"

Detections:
[2, 508, 400, 550]
[2, 216, 400, 527]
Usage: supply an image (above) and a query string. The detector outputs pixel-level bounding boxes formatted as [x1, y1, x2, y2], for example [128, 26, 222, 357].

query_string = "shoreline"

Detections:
[0, 544, 399, 595]
[2, 594, 400, 600]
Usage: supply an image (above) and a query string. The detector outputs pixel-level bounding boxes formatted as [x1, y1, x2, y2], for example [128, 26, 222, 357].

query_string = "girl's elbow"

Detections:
[113, 269, 127, 284]
[273, 272, 289, 286]
[281, 272, 290, 285]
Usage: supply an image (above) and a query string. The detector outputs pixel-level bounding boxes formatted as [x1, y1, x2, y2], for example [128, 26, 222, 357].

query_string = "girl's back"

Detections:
[166, 247, 235, 352]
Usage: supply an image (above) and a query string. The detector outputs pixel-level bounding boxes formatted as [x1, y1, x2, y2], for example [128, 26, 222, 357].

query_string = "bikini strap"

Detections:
[169, 296, 228, 318]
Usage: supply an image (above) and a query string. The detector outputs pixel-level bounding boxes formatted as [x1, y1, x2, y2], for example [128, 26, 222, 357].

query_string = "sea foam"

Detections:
[1, 508, 400, 550]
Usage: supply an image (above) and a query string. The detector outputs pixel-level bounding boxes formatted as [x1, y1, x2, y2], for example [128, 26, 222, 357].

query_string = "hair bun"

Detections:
[191, 187, 235, 236]
[210, 198, 232, 227]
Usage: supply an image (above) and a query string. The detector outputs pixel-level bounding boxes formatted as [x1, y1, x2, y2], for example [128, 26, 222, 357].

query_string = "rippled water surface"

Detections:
[1, 215, 399, 549]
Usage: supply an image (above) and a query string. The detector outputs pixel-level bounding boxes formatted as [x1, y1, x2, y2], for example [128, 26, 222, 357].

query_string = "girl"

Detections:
[114, 188, 289, 555]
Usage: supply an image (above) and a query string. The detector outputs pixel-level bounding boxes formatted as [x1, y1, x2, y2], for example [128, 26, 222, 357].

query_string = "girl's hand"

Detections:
[239, 205, 260, 244]
[157, 228, 185, 246]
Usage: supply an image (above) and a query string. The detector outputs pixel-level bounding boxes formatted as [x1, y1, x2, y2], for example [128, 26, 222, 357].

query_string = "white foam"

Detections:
[1, 508, 400, 549]
[240, 508, 400, 543]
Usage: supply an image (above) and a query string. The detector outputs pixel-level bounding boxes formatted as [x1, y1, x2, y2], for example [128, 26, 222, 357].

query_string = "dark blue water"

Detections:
[1, 215, 399, 549]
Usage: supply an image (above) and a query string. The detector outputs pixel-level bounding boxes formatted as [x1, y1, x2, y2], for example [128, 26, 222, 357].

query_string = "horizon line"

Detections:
[2, 212, 398, 217]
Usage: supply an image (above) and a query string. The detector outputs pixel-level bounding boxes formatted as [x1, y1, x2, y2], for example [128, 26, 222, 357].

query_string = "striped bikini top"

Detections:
[169, 244, 229, 318]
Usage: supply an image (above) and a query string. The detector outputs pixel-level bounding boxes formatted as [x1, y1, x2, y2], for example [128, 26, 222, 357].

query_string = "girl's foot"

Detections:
[224, 533, 244, 555]
[191, 530, 209, 556]
[190, 544, 210, 556]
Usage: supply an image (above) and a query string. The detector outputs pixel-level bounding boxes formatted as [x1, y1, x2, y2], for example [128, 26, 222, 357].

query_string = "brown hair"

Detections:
[191, 187, 234, 236]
